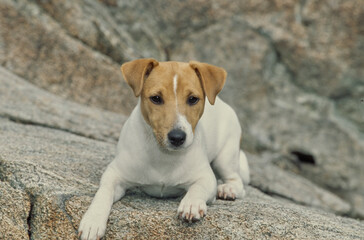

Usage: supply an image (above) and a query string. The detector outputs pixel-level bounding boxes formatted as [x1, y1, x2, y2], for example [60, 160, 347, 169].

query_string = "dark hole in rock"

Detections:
[291, 151, 316, 165]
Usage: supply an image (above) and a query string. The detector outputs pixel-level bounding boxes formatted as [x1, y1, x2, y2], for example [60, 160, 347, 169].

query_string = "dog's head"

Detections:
[121, 59, 226, 151]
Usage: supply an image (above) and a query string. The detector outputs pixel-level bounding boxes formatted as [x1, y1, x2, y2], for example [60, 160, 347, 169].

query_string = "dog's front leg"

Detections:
[178, 169, 216, 222]
[78, 162, 125, 240]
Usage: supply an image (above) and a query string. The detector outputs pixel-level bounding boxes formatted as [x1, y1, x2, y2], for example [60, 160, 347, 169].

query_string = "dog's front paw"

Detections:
[177, 198, 207, 222]
[78, 209, 108, 240]
[217, 183, 245, 200]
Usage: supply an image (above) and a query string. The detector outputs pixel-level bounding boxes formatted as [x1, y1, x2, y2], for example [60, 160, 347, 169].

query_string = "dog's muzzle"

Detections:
[168, 129, 186, 147]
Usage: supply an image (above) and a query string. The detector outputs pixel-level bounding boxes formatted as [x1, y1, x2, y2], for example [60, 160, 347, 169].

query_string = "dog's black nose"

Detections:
[168, 129, 186, 147]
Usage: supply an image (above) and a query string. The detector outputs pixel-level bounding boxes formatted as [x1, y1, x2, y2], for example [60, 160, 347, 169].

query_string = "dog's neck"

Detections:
[135, 99, 155, 141]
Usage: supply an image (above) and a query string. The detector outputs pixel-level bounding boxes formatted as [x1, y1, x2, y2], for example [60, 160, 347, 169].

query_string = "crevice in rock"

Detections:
[258, 30, 297, 83]
[0, 114, 106, 143]
[26, 193, 35, 240]
[58, 194, 79, 234]
[291, 150, 316, 165]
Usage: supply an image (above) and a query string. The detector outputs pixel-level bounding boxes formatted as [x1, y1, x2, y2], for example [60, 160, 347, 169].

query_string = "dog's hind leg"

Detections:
[211, 141, 246, 200]
[239, 150, 250, 185]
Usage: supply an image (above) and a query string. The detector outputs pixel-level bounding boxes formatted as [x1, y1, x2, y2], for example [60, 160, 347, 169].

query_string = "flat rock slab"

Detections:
[0, 66, 352, 218]
[0, 118, 114, 195]
[0, 118, 363, 239]
[1, 0, 364, 217]
[69, 187, 364, 240]
[248, 153, 351, 215]
[0, 66, 126, 143]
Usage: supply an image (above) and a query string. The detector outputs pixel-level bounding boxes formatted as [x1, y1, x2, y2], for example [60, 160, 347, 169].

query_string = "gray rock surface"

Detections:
[0, 67, 351, 217]
[0, 0, 364, 238]
[0, 117, 115, 239]
[170, 3, 364, 217]
[0, 181, 30, 240]
[0, 66, 126, 142]
[69, 188, 364, 240]
[248, 153, 351, 216]
[1, 0, 363, 216]
[0, 0, 136, 114]
[0, 69, 363, 239]
[0, 117, 363, 239]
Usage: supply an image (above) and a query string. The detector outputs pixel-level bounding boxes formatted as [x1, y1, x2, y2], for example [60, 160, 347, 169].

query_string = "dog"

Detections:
[78, 59, 250, 240]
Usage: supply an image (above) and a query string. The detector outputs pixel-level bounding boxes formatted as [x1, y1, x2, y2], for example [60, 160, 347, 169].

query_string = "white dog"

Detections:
[78, 59, 250, 240]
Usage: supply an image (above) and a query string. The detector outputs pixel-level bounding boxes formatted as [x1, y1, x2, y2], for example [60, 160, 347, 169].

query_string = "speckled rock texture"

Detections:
[68, 188, 364, 240]
[0, 0, 363, 238]
[0, 69, 363, 239]
[0, 66, 126, 142]
[0, 0, 363, 218]
[0, 181, 30, 240]
[248, 153, 351, 215]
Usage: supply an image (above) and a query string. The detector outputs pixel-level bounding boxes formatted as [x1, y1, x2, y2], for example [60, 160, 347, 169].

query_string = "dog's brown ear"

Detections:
[121, 58, 159, 97]
[189, 61, 227, 105]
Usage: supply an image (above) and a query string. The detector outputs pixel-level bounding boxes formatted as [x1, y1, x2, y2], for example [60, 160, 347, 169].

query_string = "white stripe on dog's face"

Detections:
[140, 62, 205, 150]
[173, 74, 179, 111]
[173, 74, 178, 97]
[165, 74, 194, 149]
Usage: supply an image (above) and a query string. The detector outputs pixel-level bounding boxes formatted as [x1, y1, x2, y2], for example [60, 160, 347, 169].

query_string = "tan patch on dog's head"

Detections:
[140, 62, 205, 147]
[121, 59, 226, 149]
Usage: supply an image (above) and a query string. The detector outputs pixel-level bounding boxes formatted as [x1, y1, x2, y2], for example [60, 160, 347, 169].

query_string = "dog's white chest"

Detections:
[141, 184, 185, 198]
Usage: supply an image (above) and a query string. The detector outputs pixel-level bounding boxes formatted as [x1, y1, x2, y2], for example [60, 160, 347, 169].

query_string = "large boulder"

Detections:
[1, 0, 363, 237]
[0, 66, 363, 239]
[1, 0, 362, 216]
[168, 0, 364, 217]
[248, 153, 350, 216]
[0, 66, 126, 142]
[0, 0, 136, 114]
[1, 117, 363, 239]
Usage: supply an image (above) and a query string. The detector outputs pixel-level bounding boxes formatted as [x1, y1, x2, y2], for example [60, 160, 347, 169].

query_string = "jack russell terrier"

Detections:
[78, 59, 250, 240]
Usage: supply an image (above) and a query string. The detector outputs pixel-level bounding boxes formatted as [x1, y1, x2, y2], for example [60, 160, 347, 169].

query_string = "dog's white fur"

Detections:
[78, 60, 250, 240]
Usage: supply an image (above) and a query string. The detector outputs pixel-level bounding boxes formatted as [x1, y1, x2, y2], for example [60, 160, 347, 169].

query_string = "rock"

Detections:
[0, 80, 363, 238]
[68, 187, 364, 240]
[0, 117, 115, 238]
[1, 0, 364, 237]
[0, 66, 126, 143]
[0, 181, 30, 240]
[167, 1, 364, 217]
[0, 0, 136, 114]
[248, 153, 351, 215]
[35, 0, 166, 63]
[1, 118, 363, 239]
[0, 118, 114, 196]
[0, 68, 352, 219]
[28, 194, 79, 240]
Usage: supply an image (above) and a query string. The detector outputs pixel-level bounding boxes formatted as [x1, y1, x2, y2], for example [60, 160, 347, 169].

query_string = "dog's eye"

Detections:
[150, 95, 163, 105]
[187, 96, 199, 106]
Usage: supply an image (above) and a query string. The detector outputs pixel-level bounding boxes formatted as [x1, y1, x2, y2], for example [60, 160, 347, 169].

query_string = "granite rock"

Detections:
[0, 0, 136, 114]
[0, 0, 364, 238]
[0, 81, 362, 238]
[0, 118, 363, 239]
[0, 66, 126, 143]
[0, 181, 30, 240]
[248, 153, 351, 216]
